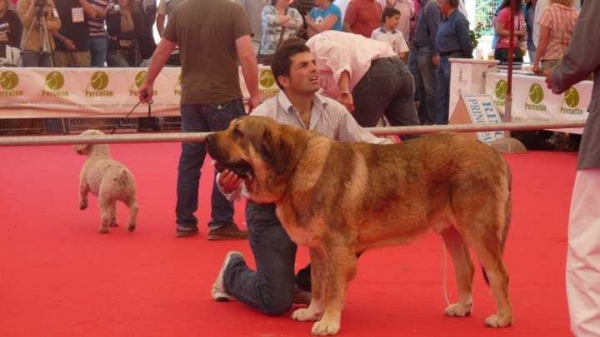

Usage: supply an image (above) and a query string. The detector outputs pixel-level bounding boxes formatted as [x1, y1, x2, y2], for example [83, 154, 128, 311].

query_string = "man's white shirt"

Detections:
[216, 91, 391, 200]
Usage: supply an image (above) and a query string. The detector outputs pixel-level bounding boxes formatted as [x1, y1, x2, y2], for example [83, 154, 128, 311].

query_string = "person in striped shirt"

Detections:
[87, 0, 108, 67]
[532, 0, 579, 74]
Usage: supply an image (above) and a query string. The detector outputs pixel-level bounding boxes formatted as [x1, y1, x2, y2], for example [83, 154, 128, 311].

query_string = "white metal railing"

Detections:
[0, 120, 586, 147]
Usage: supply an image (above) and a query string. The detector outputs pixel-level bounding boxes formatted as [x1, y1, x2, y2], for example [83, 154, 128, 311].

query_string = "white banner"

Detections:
[0, 66, 279, 118]
[485, 72, 592, 123]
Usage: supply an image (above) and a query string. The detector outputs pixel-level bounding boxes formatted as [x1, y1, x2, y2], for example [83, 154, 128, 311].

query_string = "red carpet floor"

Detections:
[0, 143, 578, 337]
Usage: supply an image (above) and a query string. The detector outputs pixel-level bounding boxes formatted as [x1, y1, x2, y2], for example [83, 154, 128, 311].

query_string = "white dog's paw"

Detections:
[98, 226, 110, 234]
[292, 308, 322, 322]
[79, 199, 88, 210]
[444, 302, 472, 317]
[311, 320, 340, 336]
[485, 313, 512, 328]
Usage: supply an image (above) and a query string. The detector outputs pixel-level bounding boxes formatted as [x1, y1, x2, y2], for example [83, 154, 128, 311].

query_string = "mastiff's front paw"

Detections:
[292, 307, 322, 322]
[311, 319, 340, 336]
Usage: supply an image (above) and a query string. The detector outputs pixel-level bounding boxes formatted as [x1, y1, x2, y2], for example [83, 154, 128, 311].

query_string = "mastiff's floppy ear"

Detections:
[255, 124, 294, 176]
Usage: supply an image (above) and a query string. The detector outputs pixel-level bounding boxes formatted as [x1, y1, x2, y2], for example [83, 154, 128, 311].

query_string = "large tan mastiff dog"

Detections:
[205, 116, 513, 335]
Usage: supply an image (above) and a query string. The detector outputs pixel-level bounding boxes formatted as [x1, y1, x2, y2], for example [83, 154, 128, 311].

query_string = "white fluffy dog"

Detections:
[74, 129, 138, 233]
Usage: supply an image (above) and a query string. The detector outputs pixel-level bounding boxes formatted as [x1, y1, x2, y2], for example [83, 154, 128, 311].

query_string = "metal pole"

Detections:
[0, 121, 586, 146]
[506, 0, 516, 133]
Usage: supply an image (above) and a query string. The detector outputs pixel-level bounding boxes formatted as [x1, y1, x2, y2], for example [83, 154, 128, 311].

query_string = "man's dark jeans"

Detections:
[176, 100, 245, 230]
[415, 47, 442, 125]
[223, 202, 297, 315]
[437, 56, 452, 125]
[409, 50, 430, 125]
[352, 57, 420, 130]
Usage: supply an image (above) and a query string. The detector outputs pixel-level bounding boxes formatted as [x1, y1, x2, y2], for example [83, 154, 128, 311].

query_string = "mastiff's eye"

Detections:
[232, 128, 244, 139]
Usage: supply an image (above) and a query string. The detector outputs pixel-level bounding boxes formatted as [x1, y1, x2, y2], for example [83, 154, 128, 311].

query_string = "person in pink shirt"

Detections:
[344, 0, 382, 37]
[494, 0, 526, 65]
[307, 30, 419, 131]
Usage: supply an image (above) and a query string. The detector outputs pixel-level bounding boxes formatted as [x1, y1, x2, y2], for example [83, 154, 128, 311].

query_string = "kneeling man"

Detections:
[211, 41, 390, 315]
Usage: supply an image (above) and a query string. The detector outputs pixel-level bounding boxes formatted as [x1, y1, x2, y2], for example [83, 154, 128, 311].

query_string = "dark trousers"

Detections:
[176, 100, 245, 229]
[415, 47, 442, 125]
[352, 57, 420, 129]
[494, 48, 523, 66]
[409, 49, 429, 125]
[437, 56, 452, 125]
[223, 202, 297, 315]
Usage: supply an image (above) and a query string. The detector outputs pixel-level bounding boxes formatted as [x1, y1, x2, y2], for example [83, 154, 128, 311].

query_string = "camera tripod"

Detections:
[21, 0, 54, 67]
[21, 1, 68, 133]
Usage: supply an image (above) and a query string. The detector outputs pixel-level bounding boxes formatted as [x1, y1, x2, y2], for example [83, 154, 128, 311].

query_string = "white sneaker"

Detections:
[212, 251, 244, 302]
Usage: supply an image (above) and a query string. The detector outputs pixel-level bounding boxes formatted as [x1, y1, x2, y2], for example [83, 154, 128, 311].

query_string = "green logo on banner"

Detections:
[45, 71, 65, 90]
[528, 83, 544, 104]
[259, 69, 275, 88]
[0, 71, 19, 90]
[135, 71, 147, 89]
[494, 80, 507, 100]
[564, 87, 580, 108]
[90, 71, 109, 90]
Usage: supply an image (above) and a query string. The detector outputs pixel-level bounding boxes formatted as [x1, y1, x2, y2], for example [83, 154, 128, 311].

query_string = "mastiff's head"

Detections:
[205, 116, 309, 203]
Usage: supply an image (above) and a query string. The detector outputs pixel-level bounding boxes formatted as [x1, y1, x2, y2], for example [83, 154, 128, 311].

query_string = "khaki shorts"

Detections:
[53, 51, 91, 67]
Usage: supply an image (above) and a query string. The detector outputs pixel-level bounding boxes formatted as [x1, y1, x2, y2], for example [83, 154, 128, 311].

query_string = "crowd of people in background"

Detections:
[0, 0, 586, 127]
[0, 0, 590, 152]
[1, 0, 156, 67]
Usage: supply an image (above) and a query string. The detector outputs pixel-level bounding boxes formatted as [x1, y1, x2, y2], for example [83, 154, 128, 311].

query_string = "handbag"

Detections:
[257, 7, 288, 66]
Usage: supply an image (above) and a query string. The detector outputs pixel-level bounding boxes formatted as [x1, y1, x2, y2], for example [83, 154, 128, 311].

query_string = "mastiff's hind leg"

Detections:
[441, 226, 475, 317]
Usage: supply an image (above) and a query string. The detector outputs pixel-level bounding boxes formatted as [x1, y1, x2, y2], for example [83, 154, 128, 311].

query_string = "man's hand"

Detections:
[138, 82, 154, 103]
[432, 54, 440, 67]
[339, 91, 354, 112]
[248, 95, 261, 113]
[219, 169, 242, 193]
[0, 32, 8, 43]
[64, 38, 77, 51]
[279, 14, 291, 25]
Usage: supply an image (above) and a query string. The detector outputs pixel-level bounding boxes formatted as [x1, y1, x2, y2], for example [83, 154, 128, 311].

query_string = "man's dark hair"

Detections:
[446, 0, 460, 7]
[499, 0, 523, 13]
[381, 7, 401, 23]
[271, 40, 310, 90]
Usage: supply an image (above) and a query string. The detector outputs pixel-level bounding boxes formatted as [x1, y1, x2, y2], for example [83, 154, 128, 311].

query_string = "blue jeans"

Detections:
[89, 37, 107, 67]
[415, 48, 441, 124]
[352, 57, 419, 129]
[107, 51, 133, 67]
[223, 202, 297, 315]
[176, 100, 245, 230]
[437, 56, 451, 125]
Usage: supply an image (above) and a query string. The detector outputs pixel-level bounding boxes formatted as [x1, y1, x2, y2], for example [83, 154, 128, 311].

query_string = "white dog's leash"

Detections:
[442, 240, 451, 307]
[110, 94, 152, 135]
